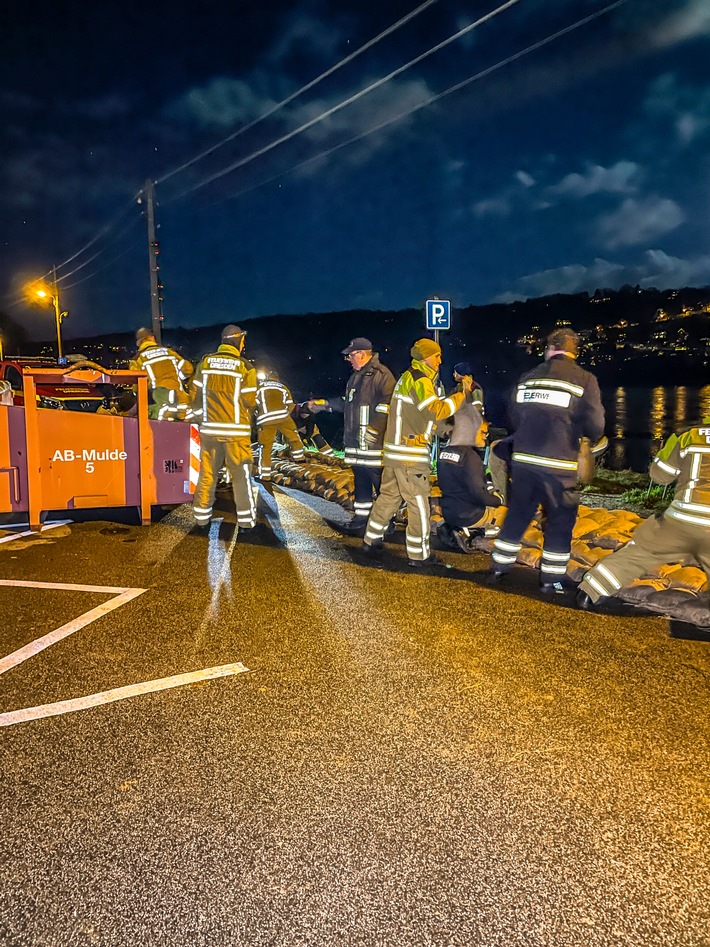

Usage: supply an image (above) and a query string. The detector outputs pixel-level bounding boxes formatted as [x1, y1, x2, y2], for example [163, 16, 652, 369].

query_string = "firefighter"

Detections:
[363, 338, 473, 566]
[341, 337, 396, 534]
[437, 411, 505, 553]
[255, 371, 305, 479]
[190, 325, 258, 532]
[577, 422, 710, 609]
[129, 328, 193, 420]
[293, 399, 334, 454]
[490, 327, 605, 592]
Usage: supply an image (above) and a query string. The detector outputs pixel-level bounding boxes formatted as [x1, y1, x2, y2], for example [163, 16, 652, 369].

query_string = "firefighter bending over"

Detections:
[255, 371, 305, 479]
[129, 327, 193, 420]
[191, 325, 258, 532]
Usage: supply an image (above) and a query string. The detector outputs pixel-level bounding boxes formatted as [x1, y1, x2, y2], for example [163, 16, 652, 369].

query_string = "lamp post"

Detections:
[27, 273, 67, 361]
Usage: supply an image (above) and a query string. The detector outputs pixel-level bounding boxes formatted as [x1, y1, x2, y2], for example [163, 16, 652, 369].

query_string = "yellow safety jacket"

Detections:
[191, 344, 257, 440]
[383, 359, 465, 472]
[130, 340, 192, 393]
[255, 381, 294, 427]
[651, 426, 710, 528]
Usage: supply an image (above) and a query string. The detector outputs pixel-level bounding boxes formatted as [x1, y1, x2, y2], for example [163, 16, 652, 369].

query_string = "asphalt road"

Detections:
[0, 485, 708, 947]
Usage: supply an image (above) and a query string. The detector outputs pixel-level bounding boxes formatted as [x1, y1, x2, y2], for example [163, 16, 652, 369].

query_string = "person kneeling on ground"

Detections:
[577, 422, 710, 610]
[437, 409, 505, 553]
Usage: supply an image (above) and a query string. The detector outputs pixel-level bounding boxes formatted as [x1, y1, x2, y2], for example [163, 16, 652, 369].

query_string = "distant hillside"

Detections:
[25, 284, 710, 399]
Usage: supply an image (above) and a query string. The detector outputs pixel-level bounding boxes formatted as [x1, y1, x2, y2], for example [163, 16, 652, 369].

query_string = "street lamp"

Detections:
[26, 279, 67, 360]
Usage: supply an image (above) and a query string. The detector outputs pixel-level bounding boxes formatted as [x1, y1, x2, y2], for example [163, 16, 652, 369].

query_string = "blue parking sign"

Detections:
[425, 299, 451, 331]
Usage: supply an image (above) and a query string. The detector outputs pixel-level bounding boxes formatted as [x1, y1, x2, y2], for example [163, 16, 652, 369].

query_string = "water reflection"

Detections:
[675, 386, 687, 429]
[610, 387, 626, 468]
[650, 386, 665, 440]
[603, 385, 710, 472]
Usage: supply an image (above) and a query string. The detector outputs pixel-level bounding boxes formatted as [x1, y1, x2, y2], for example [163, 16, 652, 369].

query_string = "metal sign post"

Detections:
[425, 299, 452, 470]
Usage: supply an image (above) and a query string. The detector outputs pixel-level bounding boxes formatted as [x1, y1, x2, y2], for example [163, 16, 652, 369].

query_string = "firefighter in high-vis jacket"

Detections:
[363, 337, 473, 566]
[341, 337, 396, 533]
[292, 400, 334, 454]
[190, 325, 258, 531]
[577, 423, 710, 609]
[490, 327, 605, 592]
[255, 371, 305, 479]
[129, 328, 193, 420]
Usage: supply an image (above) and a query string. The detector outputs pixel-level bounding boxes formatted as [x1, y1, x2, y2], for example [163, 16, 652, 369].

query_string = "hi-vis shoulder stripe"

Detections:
[512, 452, 578, 471]
[680, 445, 710, 457]
[519, 378, 584, 397]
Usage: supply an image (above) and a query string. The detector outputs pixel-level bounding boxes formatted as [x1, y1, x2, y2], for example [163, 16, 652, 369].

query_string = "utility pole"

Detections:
[143, 179, 163, 343]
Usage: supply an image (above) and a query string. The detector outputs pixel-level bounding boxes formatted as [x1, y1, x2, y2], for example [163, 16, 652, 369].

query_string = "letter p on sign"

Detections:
[425, 299, 451, 330]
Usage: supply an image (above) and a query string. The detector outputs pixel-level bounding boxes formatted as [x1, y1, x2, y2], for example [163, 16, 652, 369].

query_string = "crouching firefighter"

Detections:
[255, 371, 305, 479]
[190, 325, 258, 531]
[437, 410, 505, 553]
[577, 423, 710, 609]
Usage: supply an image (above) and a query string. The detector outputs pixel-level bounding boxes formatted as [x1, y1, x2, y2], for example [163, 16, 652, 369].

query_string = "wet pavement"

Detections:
[0, 485, 708, 946]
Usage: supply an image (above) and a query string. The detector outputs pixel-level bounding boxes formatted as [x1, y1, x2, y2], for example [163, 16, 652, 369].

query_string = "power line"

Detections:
[206, 0, 628, 211]
[156, 0, 438, 186]
[54, 212, 144, 284]
[167, 0, 520, 203]
[59, 240, 144, 291]
[41, 190, 142, 280]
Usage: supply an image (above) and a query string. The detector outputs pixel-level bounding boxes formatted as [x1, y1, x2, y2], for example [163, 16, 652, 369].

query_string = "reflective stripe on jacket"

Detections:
[383, 359, 465, 472]
[255, 381, 294, 427]
[130, 341, 193, 392]
[509, 354, 604, 479]
[190, 344, 257, 439]
[651, 427, 710, 528]
[343, 354, 396, 468]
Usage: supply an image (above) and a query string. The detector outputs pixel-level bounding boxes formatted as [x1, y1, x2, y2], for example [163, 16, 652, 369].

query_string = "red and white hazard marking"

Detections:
[189, 423, 201, 494]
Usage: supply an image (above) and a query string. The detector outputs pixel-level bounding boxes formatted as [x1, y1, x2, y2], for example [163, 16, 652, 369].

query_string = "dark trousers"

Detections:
[491, 465, 579, 580]
[352, 465, 383, 522]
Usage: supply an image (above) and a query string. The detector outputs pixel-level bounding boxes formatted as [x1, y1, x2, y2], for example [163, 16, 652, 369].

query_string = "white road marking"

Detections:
[0, 662, 250, 727]
[0, 581, 146, 676]
[0, 520, 71, 545]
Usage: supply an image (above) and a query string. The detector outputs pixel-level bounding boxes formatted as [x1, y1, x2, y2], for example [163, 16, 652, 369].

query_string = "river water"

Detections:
[316, 385, 710, 474]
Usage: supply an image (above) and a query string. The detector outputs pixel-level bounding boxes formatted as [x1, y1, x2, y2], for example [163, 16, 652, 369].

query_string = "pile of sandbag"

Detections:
[491, 503, 709, 625]
[260, 457, 710, 623]
[266, 450, 355, 509]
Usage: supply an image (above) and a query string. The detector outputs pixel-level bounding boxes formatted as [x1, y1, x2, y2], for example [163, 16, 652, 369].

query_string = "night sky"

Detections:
[1, 0, 709, 339]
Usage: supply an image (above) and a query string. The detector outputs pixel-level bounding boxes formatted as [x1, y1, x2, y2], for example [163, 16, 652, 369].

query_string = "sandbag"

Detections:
[566, 560, 588, 583]
[518, 547, 541, 568]
[659, 566, 708, 592]
[639, 588, 698, 615]
[520, 524, 543, 549]
[668, 596, 710, 628]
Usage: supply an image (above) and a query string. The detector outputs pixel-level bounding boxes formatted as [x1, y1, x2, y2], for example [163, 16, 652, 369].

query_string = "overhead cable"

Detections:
[207, 0, 628, 210]
[41, 190, 143, 279]
[54, 213, 144, 284]
[59, 241, 145, 291]
[156, 0, 438, 186]
[167, 0, 520, 203]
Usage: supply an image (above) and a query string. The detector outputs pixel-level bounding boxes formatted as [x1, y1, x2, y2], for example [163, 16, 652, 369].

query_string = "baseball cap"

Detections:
[341, 337, 373, 355]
